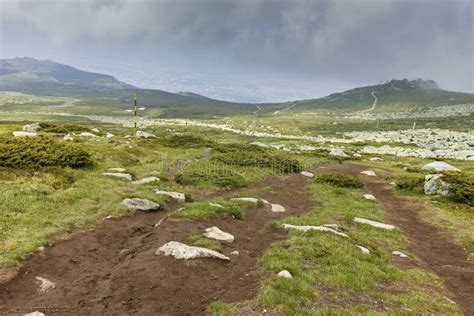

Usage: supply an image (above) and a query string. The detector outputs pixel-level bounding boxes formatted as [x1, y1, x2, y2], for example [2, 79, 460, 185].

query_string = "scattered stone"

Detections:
[35, 276, 55, 293]
[369, 157, 383, 161]
[204, 226, 235, 243]
[155, 241, 230, 261]
[360, 170, 376, 177]
[132, 176, 160, 185]
[353, 153, 362, 157]
[23, 312, 45, 316]
[155, 190, 186, 203]
[422, 161, 460, 172]
[79, 132, 98, 137]
[91, 128, 100, 133]
[353, 217, 395, 230]
[230, 251, 239, 256]
[356, 245, 371, 254]
[202, 148, 213, 157]
[262, 199, 286, 212]
[23, 122, 40, 132]
[105, 132, 114, 138]
[231, 197, 260, 204]
[121, 198, 160, 211]
[300, 171, 314, 178]
[389, 181, 396, 185]
[102, 172, 133, 181]
[63, 134, 74, 141]
[424, 174, 450, 196]
[329, 148, 349, 157]
[13, 131, 37, 137]
[282, 223, 349, 238]
[277, 270, 293, 279]
[102, 215, 113, 220]
[136, 130, 156, 138]
[108, 167, 127, 172]
[392, 251, 408, 258]
[250, 141, 270, 148]
[209, 202, 225, 208]
[363, 194, 377, 200]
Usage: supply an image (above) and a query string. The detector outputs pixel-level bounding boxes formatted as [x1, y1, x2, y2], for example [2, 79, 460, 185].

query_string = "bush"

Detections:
[158, 134, 213, 148]
[395, 175, 425, 193]
[212, 150, 301, 173]
[39, 122, 91, 134]
[175, 168, 248, 188]
[443, 172, 474, 206]
[315, 172, 363, 188]
[0, 137, 92, 169]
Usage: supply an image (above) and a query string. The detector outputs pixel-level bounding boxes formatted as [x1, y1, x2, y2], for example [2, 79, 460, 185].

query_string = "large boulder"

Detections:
[424, 174, 450, 196]
[422, 161, 460, 172]
[121, 198, 160, 211]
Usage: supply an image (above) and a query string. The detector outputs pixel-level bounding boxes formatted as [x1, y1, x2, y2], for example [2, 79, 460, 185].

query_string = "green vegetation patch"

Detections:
[39, 122, 91, 134]
[187, 234, 223, 252]
[0, 136, 92, 169]
[443, 172, 474, 206]
[314, 172, 363, 188]
[174, 199, 257, 220]
[157, 134, 214, 148]
[175, 167, 248, 189]
[207, 301, 236, 316]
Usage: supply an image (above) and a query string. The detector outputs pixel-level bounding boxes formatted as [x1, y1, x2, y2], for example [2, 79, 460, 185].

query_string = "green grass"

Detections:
[174, 199, 257, 220]
[187, 235, 223, 252]
[255, 182, 461, 314]
[207, 301, 236, 316]
[314, 172, 363, 188]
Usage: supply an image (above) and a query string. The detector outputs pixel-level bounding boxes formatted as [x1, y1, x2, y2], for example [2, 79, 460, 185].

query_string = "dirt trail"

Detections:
[320, 163, 474, 315]
[0, 174, 313, 315]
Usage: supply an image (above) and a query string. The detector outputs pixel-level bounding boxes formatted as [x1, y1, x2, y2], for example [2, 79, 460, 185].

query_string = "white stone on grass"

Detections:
[23, 312, 45, 316]
[79, 132, 98, 138]
[155, 190, 186, 203]
[277, 270, 293, 279]
[369, 157, 383, 161]
[209, 203, 225, 208]
[121, 198, 160, 211]
[108, 167, 127, 172]
[231, 197, 260, 204]
[132, 176, 160, 185]
[424, 174, 450, 196]
[392, 251, 408, 258]
[300, 171, 314, 178]
[363, 194, 377, 201]
[329, 148, 349, 157]
[282, 223, 349, 238]
[360, 170, 376, 177]
[13, 131, 37, 137]
[204, 226, 235, 243]
[23, 123, 40, 132]
[102, 172, 132, 181]
[35, 276, 55, 293]
[422, 161, 460, 172]
[262, 199, 286, 212]
[136, 130, 156, 138]
[106, 132, 114, 138]
[63, 134, 74, 141]
[353, 217, 395, 230]
[356, 245, 371, 254]
[155, 241, 230, 261]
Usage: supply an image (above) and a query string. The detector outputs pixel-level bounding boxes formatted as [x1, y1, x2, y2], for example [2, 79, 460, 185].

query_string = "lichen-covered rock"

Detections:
[155, 241, 230, 261]
[35, 276, 55, 293]
[353, 217, 395, 230]
[203, 226, 234, 243]
[422, 161, 460, 172]
[132, 176, 160, 185]
[121, 198, 160, 211]
[424, 174, 450, 196]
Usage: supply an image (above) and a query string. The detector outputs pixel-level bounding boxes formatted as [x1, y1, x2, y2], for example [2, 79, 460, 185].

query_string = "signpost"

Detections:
[134, 92, 138, 137]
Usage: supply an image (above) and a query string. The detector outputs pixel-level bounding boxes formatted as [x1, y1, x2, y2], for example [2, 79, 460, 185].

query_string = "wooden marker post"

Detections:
[134, 92, 138, 137]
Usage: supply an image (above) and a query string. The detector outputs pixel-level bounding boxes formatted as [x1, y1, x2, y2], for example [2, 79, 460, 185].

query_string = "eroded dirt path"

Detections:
[0, 174, 313, 315]
[320, 163, 474, 315]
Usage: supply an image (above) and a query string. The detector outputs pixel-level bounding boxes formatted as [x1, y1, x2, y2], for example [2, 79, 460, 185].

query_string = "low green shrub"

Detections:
[0, 137, 92, 169]
[442, 172, 474, 206]
[395, 175, 425, 193]
[39, 122, 91, 134]
[158, 134, 213, 148]
[315, 172, 363, 188]
[175, 168, 248, 188]
[213, 150, 301, 173]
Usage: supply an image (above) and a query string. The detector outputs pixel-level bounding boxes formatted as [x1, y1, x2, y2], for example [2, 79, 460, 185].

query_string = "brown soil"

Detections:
[0, 174, 313, 315]
[319, 163, 474, 315]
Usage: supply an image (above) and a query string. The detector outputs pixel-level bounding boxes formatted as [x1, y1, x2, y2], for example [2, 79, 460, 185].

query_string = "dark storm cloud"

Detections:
[1, 0, 473, 96]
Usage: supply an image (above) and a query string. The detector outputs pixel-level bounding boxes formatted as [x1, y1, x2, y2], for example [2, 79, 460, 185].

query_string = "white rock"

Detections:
[277, 270, 293, 279]
[23, 312, 45, 316]
[363, 194, 377, 200]
[121, 198, 160, 211]
[91, 128, 100, 133]
[204, 226, 235, 243]
[79, 132, 98, 137]
[23, 122, 40, 132]
[262, 199, 286, 212]
[424, 174, 450, 196]
[422, 161, 460, 172]
[106, 132, 114, 138]
[35, 276, 55, 293]
[392, 251, 408, 258]
[132, 176, 160, 185]
[136, 130, 156, 138]
[13, 131, 37, 137]
[250, 141, 270, 148]
[356, 245, 371, 254]
[230, 251, 239, 256]
[155, 190, 186, 203]
[360, 170, 376, 177]
[282, 223, 349, 238]
[108, 167, 127, 172]
[102, 172, 133, 181]
[369, 157, 383, 161]
[63, 134, 74, 141]
[300, 171, 314, 178]
[353, 217, 395, 230]
[329, 148, 349, 157]
[209, 203, 225, 208]
[322, 224, 339, 229]
[155, 241, 230, 261]
[231, 197, 260, 204]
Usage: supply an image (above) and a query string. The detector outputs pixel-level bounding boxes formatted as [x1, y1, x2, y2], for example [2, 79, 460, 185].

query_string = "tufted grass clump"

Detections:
[207, 301, 236, 316]
[442, 172, 474, 206]
[0, 136, 92, 169]
[315, 172, 363, 188]
[157, 134, 214, 148]
[394, 175, 425, 193]
[187, 235, 223, 252]
[175, 168, 248, 189]
[212, 149, 302, 173]
[39, 122, 91, 134]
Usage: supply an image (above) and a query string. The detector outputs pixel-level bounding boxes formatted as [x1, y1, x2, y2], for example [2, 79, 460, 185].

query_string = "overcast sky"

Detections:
[0, 0, 472, 102]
